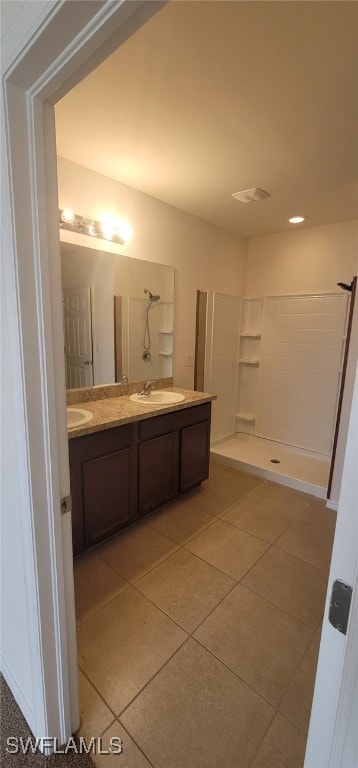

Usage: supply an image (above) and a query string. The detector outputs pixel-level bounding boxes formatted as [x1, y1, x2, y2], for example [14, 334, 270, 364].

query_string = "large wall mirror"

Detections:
[60, 242, 175, 389]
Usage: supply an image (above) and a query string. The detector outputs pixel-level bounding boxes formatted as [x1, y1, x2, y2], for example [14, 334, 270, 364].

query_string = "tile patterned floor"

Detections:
[74, 460, 335, 768]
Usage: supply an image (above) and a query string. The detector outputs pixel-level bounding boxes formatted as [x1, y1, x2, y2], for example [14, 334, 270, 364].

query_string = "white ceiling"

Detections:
[55, 1, 358, 239]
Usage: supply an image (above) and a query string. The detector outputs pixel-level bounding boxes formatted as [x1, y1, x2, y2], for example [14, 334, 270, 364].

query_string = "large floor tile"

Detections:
[77, 587, 187, 715]
[279, 629, 321, 732]
[92, 722, 152, 768]
[143, 496, 214, 544]
[135, 548, 235, 632]
[194, 584, 313, 706]
[77, 670, 114, 740]
[250, 713, 307, 768]
[241, 547, 328, 628]
[207, 463, 264, 492]
[74, 552, 129, 625]
[121, 639, 275, 768]
[185, 519, 268, 580]
[275, 500, 336, 571]
[187, 471, 264, 517]
[244, 481, 312, 516]
[223, 497, 297, 543]
[97, 522, 178, 583]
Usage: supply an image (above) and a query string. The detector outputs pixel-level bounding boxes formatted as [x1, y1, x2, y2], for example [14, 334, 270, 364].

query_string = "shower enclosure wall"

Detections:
[203, 291, 348, 497]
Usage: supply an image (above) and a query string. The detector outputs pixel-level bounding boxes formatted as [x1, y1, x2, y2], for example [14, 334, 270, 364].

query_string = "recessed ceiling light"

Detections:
[288, 215, 306, 224]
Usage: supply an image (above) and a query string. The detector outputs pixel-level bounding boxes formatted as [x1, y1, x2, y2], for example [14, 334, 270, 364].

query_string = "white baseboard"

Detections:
[326, 498, 338, 512]
[0, 653, 36, 736]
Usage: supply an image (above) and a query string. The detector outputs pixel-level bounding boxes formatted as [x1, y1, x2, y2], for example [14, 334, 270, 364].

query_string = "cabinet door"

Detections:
[139, 431, 179, 516]
[180, 420, 210, 492]
[83, 447, 136, 547]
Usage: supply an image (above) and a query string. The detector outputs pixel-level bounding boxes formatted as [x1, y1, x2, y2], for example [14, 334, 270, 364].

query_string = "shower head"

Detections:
[337, 281, 353, 292]
[144, 289, 160, 302]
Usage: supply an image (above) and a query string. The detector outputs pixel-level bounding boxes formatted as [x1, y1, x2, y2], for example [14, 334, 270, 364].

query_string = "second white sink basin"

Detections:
[130, 391, 185, 406]
[67, 407, 93, 428]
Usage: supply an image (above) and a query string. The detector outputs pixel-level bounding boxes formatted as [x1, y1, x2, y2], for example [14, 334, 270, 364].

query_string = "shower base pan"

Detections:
[210, 433, 330, 498]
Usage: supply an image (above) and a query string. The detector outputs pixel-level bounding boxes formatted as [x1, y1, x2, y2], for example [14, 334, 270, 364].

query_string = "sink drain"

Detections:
[270, 459, 281, 464]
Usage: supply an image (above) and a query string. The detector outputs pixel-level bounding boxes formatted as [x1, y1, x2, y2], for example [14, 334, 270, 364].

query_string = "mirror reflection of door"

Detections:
[63, 286, 94, 388]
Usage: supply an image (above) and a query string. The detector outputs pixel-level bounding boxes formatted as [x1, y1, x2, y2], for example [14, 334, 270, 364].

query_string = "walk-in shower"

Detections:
[200, 289, 351, 498]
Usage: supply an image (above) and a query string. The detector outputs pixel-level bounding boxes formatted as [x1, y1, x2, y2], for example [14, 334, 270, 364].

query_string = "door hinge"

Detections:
[60, 493, 72, 515]
[329, 579, 353, 635]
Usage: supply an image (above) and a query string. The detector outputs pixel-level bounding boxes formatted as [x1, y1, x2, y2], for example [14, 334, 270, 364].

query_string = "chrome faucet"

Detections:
[137, 380, 153, 396]
[120, 374, 128, 385]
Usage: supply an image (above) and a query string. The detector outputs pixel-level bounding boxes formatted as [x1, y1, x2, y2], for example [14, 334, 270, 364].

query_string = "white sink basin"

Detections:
[130, 391, 185, 406]
[67, 407, 93, 428]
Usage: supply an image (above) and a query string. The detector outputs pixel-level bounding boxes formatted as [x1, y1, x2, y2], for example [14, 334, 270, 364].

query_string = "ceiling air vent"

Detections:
[232, 188, 270, 203]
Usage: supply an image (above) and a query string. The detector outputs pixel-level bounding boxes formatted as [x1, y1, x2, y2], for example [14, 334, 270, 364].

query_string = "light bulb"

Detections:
[288, 215, 306, 224]
[100, 213, 116, 240]
[116, 220, 133, 243]
[61, 209, 75, 224]
[86, 220, 97, 237]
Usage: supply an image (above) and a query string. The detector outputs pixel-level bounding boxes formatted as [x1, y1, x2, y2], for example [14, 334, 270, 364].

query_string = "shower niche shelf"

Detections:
[158, 303, 174, 379]
[240, 332, 261, 339]
[236, 298, 263, 437]
[236, 413, 255, 422]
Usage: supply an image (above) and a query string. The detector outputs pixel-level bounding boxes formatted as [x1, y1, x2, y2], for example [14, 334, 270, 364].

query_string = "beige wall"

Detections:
[246, 220, 358, 296]
[57, 157, 248, 387]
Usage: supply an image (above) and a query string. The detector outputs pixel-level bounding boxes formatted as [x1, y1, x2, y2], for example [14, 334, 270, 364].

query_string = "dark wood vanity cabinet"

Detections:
[180, 420, 210, 492]
[139, 431, 179, 515]
[69, 402, 211, 556]
[69, 424, 137, 555]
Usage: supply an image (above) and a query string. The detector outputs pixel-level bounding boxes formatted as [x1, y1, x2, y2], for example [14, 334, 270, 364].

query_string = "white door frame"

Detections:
[1, 0, 164, 747]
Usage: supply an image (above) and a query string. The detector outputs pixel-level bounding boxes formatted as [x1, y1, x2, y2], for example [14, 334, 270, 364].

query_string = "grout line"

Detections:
[275, 709, 310, 737]
[77, 667, 118, 721]
[275, 638, 320, 716]
[237, 579, 320, 633]
[270, 542, 331, 574]
[143, 508, 218, 546]
[187, 579, 240, 635]
[75, 582, 131, 628]
[114, 719, 157, 768]
[191, 635, 279, 712]
[247, 710, 277, 767]
[117, 636, 190, 719]
[98, 716, 116, 739]
[274, 540, 331, 573]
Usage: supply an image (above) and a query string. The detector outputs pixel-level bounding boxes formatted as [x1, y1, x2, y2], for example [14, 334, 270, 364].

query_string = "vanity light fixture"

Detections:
[58, 209, 133, 244]
[288, 215, 307, 224]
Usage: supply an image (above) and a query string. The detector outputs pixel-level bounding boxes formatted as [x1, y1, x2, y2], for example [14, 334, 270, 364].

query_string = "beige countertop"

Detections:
[67, 387, 216, 439]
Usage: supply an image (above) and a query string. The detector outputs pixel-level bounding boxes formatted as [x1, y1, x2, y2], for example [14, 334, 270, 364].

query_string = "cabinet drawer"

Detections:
[139, 403, 211, 441]
[69, 423, 136, 465]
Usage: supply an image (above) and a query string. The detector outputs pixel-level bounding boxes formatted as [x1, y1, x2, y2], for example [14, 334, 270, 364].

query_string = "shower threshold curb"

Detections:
[210, 437, 328, 499]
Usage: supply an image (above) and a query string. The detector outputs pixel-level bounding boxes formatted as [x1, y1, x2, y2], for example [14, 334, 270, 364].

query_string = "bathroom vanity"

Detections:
[67, 388, 214, 555]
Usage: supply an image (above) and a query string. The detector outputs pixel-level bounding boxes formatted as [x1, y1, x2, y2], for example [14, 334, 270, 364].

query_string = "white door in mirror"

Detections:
[129, 391, 185, 405]
[67, 408, 93, 427]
